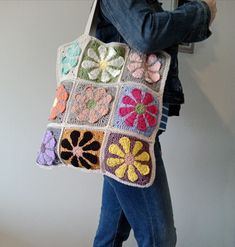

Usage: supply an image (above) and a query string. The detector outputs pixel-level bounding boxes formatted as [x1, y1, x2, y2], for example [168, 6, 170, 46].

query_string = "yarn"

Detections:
[36, 35, 171, 187]
[59, 128, 104, 170]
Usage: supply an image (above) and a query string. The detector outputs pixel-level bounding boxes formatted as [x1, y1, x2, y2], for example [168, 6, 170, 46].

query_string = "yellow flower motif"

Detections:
[106, 137, 150, 182]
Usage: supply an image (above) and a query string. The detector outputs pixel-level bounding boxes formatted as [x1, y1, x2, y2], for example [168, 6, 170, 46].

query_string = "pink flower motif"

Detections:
[127, 52, 161, 84]
[119, 88, 158, 131]
[72, 86, 112, 123]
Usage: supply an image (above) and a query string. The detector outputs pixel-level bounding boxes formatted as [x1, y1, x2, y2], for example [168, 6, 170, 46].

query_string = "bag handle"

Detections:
[84, 0, 99, 36]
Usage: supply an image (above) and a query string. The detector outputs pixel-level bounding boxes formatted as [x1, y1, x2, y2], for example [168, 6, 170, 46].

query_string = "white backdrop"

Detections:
[0, 1, 234, 247]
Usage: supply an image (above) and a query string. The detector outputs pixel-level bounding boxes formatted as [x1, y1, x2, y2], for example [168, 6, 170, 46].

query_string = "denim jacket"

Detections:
[95, 0, 212, 116]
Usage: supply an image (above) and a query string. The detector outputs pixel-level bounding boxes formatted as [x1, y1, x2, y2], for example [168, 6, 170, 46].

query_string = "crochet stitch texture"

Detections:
[36, 34, 171, 187]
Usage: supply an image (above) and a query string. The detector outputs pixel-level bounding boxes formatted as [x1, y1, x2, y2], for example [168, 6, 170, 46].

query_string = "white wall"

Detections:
[161, 1, 235, 246]
[0, 1, 234, 247]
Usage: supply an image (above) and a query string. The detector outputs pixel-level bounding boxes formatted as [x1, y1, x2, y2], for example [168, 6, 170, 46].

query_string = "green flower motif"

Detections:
[61, 42, 81, 75]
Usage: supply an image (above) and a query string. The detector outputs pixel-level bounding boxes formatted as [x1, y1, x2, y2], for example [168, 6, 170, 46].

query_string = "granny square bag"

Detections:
[36, 0, 171, 188]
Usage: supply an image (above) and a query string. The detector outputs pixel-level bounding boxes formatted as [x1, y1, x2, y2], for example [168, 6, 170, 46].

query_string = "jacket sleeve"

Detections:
[99, 0, 212, 53]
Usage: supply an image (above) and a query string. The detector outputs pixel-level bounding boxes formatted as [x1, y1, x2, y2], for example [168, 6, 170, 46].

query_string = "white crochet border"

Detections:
[38, 34, 171, 188]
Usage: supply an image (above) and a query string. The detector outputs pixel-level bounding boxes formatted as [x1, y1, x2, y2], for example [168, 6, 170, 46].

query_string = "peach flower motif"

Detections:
[127, 53, 161, 83]
[72, 86, 112, 123]
[49, 84, 69, 120]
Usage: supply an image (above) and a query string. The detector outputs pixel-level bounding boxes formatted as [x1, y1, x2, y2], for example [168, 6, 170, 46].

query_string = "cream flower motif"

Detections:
[81, 45, 125, 83]
[106, 137, 150, 182]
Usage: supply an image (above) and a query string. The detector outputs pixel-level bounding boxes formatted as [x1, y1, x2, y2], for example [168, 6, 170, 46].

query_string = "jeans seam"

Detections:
[141, 189, 156, 246]
[111, 210, 123, 247]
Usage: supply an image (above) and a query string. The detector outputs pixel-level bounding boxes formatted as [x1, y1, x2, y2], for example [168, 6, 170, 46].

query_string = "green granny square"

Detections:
[78, 39, 126, 83]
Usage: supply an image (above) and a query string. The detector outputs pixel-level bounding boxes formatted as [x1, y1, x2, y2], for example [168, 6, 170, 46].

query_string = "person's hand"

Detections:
[203, 0, 217, 26]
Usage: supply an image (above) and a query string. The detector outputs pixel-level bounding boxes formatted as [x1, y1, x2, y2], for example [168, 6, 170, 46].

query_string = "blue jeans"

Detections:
[93, 137, 177, 247]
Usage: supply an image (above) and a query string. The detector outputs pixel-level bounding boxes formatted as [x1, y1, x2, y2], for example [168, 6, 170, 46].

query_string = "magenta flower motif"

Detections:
[127, 53, 161, 83]
[119, 88, 158, 131]
[36, 130, 56, 165]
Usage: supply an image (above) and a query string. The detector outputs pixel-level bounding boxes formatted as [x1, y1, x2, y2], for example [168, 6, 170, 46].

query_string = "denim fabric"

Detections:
[96, 0, 212, 116]
[93, 137, 177, 247]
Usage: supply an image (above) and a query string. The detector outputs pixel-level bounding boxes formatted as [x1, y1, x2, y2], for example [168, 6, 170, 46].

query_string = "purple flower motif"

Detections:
[37, 130, 56, 165]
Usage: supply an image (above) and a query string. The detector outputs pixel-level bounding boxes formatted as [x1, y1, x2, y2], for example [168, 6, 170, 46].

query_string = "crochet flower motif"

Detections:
[61, 42, 81, 75]
[37, 130, 56, 165]
[127, 53, 161, 83]
[60, 130, 101, 169]
[49, 84, 69, 120]
[81, 45, 125, 83]
[107, 137, 150, 182]
[72, 86, 112, 123]
[119, 88, 158, 131]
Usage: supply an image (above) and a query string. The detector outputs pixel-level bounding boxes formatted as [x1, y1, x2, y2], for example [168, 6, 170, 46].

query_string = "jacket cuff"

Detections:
[194, 0, 212, 40]
[182, 0, 212, 43]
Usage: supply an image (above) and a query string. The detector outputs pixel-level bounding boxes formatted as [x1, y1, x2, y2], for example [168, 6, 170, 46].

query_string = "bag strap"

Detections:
[84, 0, 99, 36]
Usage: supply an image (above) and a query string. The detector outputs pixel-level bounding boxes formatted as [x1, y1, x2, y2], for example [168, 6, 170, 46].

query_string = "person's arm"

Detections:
[100, 0, 212, 53]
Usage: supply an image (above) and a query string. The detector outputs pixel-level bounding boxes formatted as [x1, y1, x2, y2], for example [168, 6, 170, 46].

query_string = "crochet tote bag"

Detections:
[36, 0, 171, 188]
